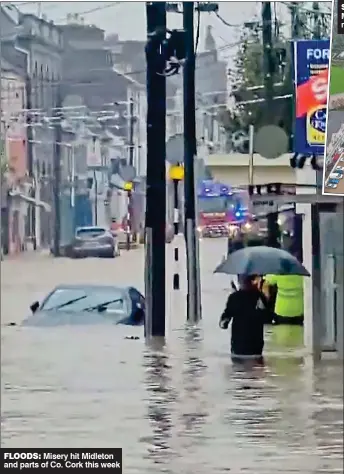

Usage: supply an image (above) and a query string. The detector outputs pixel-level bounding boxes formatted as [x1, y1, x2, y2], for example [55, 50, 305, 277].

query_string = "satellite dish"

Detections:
[255, 125, 289, 159]
[118, 164, 136, 182]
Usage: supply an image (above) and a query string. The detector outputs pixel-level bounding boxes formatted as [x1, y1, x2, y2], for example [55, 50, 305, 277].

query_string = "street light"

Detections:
[168, 163, 184, 290]
[168, 164, 184, 181]
[123, 181, 133, 191]
[123, 181, 133, 250]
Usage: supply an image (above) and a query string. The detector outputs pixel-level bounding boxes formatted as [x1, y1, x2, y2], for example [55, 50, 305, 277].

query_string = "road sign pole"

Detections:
[248, 124, 255, 186]
[183, 2, 202, 324]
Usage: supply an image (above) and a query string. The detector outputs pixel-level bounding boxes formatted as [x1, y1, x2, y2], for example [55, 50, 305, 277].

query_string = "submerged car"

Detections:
[23, 284, 145, 327]
[67, 226, 120, 258]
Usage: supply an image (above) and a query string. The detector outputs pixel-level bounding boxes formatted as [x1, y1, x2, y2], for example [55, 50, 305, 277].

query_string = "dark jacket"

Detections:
[220, 288, 268, 356]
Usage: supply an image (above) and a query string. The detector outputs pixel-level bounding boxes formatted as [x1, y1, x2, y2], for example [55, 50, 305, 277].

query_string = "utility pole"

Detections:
[290, 2, 301, 38]
[183, 2, 202, 323]
[128, 97, 135, 167]
[262, 2, 274, 122]
[93, 170, 98, 225]
[262, 2, 279, 248]
[145, 2, 167, 339]
[26, 75, 36, 250]
[53, 85, 62, 257]
[312, 2, 321, 39]
[127, 97, 135, 244]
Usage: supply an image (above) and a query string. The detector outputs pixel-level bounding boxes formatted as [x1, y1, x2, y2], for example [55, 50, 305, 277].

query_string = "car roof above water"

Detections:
[52, 284, 127, 292]
[76, 226, 108, 232]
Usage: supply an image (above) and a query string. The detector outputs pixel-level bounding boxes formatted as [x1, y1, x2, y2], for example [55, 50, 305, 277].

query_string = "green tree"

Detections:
[331, 1, 344, 59]
[218, 8, 331, 146]
[0, 139, 9, 179]
[218, 25, 293, 142]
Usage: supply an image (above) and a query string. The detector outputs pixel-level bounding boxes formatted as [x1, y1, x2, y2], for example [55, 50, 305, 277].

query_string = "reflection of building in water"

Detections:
[143, 351, 177, 467]
[177, 328, 208, 445]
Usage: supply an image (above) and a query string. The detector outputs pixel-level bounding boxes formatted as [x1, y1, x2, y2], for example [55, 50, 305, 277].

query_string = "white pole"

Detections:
[71, 145, 75, 208]
[248, 124, 254, 186]
[34, 162, 41, 249]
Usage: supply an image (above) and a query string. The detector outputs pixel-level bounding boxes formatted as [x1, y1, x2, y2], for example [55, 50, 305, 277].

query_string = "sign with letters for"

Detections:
[291, 39, 329, 155]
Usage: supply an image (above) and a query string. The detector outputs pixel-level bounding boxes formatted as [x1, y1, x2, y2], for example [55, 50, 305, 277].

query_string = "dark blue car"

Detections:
[23, 285, 145, 327]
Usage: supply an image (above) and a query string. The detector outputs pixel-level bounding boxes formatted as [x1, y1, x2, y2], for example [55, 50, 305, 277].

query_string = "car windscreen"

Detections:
[76, 228, 106, 239]
[42, 288, 127, 313]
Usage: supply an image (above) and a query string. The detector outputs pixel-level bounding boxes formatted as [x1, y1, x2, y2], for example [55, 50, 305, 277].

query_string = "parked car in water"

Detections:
[327, 178, 340, 186]
[326, 182, 338, 189]
[329, 172, 343, 180]
[23, 284, 145, 327]
[67, 226, 120, 258]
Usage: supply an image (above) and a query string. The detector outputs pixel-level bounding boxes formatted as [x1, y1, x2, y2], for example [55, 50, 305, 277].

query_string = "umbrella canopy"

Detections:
[214, 246, 310, 277]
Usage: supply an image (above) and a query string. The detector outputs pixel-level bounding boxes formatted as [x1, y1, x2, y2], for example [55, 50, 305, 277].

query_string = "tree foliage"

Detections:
[218, 7, 331, 149]
[218, 25, 293, 144]
[0, 140, 8, 179]
[332, 1, 344, 56]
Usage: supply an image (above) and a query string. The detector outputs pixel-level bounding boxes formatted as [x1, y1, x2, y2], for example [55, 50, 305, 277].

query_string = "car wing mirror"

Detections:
[30, 301, 40, 313]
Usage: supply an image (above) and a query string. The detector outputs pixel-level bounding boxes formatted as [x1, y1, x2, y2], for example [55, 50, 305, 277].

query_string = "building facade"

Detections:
[205, 153, 297, 186]
[1, 57, 28, 254]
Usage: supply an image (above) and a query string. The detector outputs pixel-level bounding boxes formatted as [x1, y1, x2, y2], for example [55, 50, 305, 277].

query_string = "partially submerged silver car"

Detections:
[67, 226, 120, 258]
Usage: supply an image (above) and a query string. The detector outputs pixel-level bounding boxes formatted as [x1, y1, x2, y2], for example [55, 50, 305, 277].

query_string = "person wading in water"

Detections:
[219, 275, 268, 364]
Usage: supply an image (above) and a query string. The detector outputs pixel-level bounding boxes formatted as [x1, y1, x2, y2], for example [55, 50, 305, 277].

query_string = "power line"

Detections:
[214, 11, 250, 28]
[281, 1, 332, 16]
[1, 85, 230, 119]
[0, 39, 241, 94]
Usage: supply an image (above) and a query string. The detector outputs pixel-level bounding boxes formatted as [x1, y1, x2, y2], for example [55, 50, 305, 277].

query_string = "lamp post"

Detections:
[123, 181, 133, 251]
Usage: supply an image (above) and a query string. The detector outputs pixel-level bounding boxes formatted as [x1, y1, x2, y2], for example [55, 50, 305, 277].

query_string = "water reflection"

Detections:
[143, 341, 177, 469]
[179, 326, 208, 440]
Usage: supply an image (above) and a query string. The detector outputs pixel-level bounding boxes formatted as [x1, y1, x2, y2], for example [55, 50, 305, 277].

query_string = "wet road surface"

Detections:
[1, 241, 343, 472]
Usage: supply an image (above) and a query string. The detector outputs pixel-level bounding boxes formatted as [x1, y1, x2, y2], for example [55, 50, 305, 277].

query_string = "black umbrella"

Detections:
[214, 246, 310, 276]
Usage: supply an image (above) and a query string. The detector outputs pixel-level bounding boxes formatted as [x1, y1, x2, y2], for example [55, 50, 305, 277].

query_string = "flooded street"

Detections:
[1, 240, 343, 473]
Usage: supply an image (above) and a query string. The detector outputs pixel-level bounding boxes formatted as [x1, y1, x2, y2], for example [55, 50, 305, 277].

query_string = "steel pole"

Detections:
[183, 2, 201, 323]
[53, 85, 62, 257]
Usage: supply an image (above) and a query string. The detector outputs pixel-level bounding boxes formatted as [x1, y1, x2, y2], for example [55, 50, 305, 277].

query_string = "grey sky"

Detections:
[8, 0, 332, 78]
[11, 2, 331, 45]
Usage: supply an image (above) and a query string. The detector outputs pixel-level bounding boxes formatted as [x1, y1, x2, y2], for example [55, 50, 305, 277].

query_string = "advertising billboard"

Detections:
[292, 39, 330, 155]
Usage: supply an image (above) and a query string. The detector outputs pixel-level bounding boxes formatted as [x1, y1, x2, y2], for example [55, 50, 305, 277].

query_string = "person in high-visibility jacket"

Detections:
[262, 274, 304, 326]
